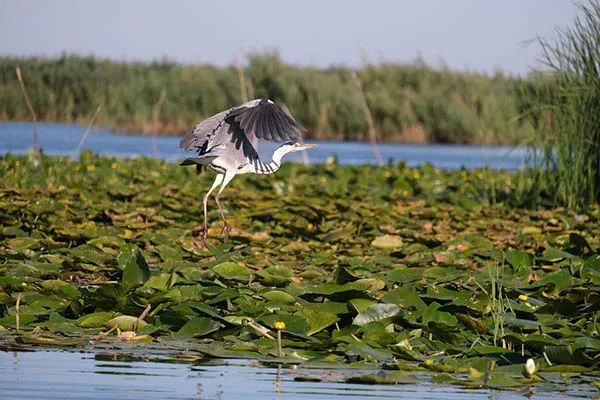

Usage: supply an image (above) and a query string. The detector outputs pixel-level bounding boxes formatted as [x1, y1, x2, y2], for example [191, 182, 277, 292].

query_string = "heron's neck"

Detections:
[253, 146, 292, 175]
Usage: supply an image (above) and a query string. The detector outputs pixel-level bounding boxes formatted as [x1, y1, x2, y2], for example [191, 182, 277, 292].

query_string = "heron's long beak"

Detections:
[299, 143, 317, 149]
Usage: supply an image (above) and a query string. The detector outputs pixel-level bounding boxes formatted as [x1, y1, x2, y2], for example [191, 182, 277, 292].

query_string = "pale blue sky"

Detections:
[0, 0, 579, 75]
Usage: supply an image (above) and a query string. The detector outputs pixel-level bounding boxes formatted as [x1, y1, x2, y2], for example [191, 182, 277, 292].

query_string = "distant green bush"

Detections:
[0, 53, 537, 144]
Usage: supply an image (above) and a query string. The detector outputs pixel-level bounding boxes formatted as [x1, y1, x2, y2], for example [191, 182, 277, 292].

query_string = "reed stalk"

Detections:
[151, 89, 166, 158]
[236, 56, 249, 103]
[349, 71, 384, 166]
[75, 105, 102, 155]
[15, 66, 40, 152]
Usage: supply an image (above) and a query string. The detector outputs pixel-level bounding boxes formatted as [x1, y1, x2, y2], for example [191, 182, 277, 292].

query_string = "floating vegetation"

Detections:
[0, 151, 599, 394]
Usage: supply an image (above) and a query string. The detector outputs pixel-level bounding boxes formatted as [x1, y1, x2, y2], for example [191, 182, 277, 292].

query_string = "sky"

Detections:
[0, 0, 580, 76]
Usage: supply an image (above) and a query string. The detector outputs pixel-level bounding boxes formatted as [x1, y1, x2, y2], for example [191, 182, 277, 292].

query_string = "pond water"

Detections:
[0, 121, 527, 170]
[0, 349, 581, 400]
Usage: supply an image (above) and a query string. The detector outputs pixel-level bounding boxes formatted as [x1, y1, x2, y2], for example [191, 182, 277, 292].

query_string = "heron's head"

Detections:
[278, 141, 318, 154]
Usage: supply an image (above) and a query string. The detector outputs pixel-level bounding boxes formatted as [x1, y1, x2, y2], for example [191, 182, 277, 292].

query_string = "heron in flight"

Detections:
[180, 98, 316, 246]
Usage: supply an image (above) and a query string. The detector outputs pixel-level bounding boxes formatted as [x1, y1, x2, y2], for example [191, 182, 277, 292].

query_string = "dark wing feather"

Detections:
[227, 120, 260, 163]
[228, 100, 305, 143]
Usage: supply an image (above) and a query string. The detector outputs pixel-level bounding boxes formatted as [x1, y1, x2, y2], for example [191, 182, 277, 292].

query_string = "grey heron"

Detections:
[180, 98, 316, 246]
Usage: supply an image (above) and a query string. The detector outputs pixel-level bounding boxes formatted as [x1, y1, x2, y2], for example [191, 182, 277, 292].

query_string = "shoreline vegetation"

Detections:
[0, 53, 539, 145]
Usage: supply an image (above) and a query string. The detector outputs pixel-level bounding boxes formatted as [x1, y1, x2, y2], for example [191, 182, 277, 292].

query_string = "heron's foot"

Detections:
[221, 224, 230, 244]
[191, 226, 208, 249]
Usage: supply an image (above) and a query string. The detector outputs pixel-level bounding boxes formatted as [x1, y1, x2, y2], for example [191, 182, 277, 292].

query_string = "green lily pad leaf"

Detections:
[303, 302, 348, 315]
[486, 372, 520, 388]
[386, 267, 424, 283]
[77, 311, 119, 328]
[543, 345, 582, 365]
[422, 302, 458, 327]
[38, 312, 79, 334]
[90, 283, 136, 310]
[346, 341, 394, 362]
[506, 250, 534, 269]
[353, 304, 400, 326]
[176, 316, 220, 338]
[0, 314, 37, 328]
[212, 262, 251, 282]
[187, 302, 226, 322]
[529, 269, 573, 295]
[144, 273, 176, 290]
[543, 246, 579, 262]
[261, 290, 296, 304]
[333, 266, 360, 284]
[346, 371, 418, 385]
[349, 298, 377, 313]
[121, 250, 150, 284]
[256, 265, 295, 286]
[301, 308, 338, 336]
[371, 235, 403, 249]
[543, 365, 591, 373]
[105, 315, 147, 331]
[196, 342, 261, 359]
[581, 255, 600, 284]
[570, 337, 600, 352]
[382, 287, 427, 311]
[469, 345, 515, 355]
[259, 314, 309, 334]
[40, 280, 81, 299]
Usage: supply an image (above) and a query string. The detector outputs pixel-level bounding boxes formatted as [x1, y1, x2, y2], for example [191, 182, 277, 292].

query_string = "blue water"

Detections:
[0, 350, 581, 400]
[0, 121, 527, 170]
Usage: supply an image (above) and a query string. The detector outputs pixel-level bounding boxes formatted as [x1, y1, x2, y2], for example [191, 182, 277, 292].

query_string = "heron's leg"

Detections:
[214, 171, 236, 243]
[196, 173, 224, 247]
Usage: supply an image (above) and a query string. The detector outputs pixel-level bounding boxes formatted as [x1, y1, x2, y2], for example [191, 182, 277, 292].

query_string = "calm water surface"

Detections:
[0, 350, 583, 400]
[0, 121, 527, 169]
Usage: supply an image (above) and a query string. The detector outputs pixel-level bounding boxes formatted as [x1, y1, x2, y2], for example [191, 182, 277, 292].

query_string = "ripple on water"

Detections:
[0, 350, 590, 400]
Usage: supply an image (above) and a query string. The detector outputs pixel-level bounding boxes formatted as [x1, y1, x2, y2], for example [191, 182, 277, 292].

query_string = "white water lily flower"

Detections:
[523, 358, 538, 378]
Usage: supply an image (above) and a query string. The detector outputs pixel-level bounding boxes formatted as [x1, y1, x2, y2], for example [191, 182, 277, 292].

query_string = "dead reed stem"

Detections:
[135, 303, 152, 331]
[15, 293, 22, 332]
[151, 89, 167, 158]
[89, 325, 117, 346]
[75, 105, 102, 155]
[16, 66, 40, 152]
[236, 56, 249, 103]
[277, 329, 283, 357]
[349, 71, 384, 166]
[246, 321, 275, 340]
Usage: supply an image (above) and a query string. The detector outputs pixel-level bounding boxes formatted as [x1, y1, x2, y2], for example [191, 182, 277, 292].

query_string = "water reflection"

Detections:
[0, 350, 592, 399]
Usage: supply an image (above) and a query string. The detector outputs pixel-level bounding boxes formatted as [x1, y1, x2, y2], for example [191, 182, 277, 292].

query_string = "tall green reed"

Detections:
[522, 0, 600, 208]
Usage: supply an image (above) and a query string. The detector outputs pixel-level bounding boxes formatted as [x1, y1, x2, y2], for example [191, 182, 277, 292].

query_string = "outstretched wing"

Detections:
[180, 108, 232, 152]
[227, 99, 305, 142]
[180, 99, 305, 162]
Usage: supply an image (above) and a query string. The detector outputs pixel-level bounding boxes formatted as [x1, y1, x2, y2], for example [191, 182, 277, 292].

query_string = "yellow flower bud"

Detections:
[518, 294, 529, 301]
[273, 320, 286, 330]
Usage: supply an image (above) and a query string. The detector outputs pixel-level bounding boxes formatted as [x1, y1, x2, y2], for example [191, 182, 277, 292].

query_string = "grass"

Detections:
[0, 53, 536, 144]
[0, 153, 599, 392]
[521, 0, 600, 208]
